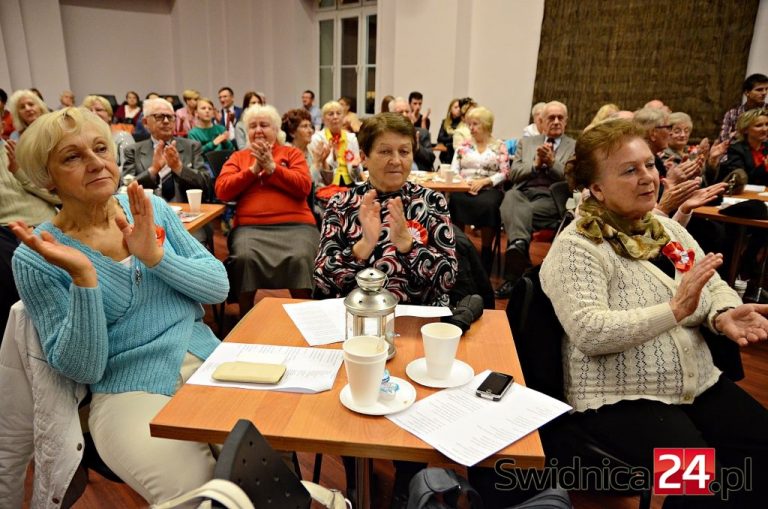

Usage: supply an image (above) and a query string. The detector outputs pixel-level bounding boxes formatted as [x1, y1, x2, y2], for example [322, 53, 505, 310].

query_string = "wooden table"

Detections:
[170, 202, 226, 233]
[150, 297, 544, 504]
[692, 191, 768, 284]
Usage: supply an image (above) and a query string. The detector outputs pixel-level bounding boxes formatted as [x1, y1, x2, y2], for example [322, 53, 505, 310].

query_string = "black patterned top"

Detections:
[314, 181, 457, 306]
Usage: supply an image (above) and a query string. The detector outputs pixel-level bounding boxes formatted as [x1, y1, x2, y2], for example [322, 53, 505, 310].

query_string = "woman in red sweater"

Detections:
[215, 104, 319, 316]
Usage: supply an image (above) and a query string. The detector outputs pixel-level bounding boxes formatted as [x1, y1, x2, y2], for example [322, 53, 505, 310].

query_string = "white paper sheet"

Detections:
[388, 370, 571, 466]
[186, 342, 344, 393]
[744, 184, 766, 193]
[283, 299, 452, 346]
[283, 299, 346, 346]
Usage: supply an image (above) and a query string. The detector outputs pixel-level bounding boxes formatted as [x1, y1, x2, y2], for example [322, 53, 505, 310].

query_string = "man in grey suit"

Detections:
[496, 101, 576, 297]
[122, 98, 210, 204]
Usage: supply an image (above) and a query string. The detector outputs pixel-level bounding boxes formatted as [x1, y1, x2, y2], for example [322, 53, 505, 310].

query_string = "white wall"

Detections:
[0, 0, 765, 137]
[376, 0, 544, 140]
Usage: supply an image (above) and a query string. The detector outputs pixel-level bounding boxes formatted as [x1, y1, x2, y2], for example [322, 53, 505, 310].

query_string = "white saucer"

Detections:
[339, 376, 416, 416]
[405, 358, 474, 388]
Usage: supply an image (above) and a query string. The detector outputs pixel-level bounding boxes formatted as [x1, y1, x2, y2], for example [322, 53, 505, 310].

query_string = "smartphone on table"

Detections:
[475, 371, 514, 401]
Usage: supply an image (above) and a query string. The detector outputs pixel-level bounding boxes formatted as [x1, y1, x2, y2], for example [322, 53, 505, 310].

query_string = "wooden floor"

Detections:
[23, 224, 768, 509]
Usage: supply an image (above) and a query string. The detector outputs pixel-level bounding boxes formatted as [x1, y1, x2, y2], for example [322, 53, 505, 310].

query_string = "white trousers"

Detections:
[88, 353, 216, 506]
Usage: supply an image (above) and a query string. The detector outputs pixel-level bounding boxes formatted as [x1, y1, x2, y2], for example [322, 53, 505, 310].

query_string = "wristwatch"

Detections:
[711, 307, 734, 335]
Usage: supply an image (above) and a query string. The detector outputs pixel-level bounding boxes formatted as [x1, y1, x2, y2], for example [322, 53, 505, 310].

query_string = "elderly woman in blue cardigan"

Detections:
[9, 107, 228, 506]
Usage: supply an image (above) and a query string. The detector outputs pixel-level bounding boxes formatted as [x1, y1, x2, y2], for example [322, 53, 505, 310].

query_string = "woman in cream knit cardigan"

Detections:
[540, 119, 767, 508]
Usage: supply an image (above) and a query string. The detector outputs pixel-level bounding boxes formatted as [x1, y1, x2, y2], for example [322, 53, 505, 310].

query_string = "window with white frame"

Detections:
[317, 0, 377, 116]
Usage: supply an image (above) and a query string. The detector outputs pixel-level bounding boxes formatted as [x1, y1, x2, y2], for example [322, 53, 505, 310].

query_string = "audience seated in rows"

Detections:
[175, 89, 200, 138]
[215, 104, 318, 317]
[496, 101, 575, 298]
[448, 106, 509, 274]
[7, 89, 49, 141]
[188, 97, 235, 156]
[82, 95, 135, 170]
[7, 107, 229, 506]
[408, 91, 431, 130]
[719, 73, 768, 142]
[114, 90, 141, 125]
[302, 89, 322, 130]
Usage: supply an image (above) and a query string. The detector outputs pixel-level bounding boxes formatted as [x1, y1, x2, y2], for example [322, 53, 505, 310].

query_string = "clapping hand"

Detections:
[353, 189, 382, 260]
[4, 140, 18, 174]
[151, 141, 169, 175]
[679, 182, 728, 214]
[535, 143, 554, 169]
[249, 140, 275, 175]
[386, 197, 413, 253]
[715, 305, 768, 346]
[670, 252, 723, 322]
[8, 219, 97, 287]
[657, 177, 701, 215]
[666, 155, 703, 186]
[114, 182, 163, 267]
[164, 141, 182, 173]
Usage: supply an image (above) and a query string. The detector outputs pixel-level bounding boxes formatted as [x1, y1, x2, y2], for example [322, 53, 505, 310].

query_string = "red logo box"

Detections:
[654, 448, 716, 495]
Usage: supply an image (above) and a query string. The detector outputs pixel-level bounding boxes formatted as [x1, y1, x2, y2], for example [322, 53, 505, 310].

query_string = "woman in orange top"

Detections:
[215, 104, 319, 316]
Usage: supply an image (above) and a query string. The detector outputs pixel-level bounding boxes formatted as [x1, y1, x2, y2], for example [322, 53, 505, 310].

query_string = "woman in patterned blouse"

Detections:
[314, 112, 457, 306]
[448, 106, 509, 273]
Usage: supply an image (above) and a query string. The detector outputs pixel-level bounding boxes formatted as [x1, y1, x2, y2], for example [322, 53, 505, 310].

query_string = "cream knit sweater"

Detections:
[541, 216, 742, 412]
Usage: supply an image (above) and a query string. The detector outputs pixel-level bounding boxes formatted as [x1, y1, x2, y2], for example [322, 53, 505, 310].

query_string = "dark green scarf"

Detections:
[575, 197, 670, 260]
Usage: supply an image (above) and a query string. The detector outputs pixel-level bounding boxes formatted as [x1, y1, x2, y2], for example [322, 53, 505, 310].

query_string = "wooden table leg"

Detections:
[727, 226, 748, 285]
[355, 457, 372, 509]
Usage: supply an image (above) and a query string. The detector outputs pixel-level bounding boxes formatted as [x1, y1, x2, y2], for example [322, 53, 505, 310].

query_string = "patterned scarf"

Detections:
[324, 128, 351, 185]
[575, 197, 670, 260]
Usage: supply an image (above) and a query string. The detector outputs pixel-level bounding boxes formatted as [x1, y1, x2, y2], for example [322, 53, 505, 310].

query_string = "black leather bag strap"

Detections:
[407, 468, 484, 509]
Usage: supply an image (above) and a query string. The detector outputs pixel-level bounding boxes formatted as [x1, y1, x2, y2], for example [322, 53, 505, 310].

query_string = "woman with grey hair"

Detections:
[8, 107, 228, 505]
[7, 89, 49, 140]
[216, 104, 319, 317]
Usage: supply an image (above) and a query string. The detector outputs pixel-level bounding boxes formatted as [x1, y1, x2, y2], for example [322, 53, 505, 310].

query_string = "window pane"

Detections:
[319, 0, 334, 8]
[319, 20, 334, 66]
[340, 0, 361, 5]
[320, 68, 334, 107]
[365, 67, 376, 115]
[367, 15, 376, 64]
[341, 17, 358, 66]
[341, 67, 357, 111]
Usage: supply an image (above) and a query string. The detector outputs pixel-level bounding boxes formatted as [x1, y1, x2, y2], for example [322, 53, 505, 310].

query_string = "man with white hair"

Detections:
[496, 101, 576, 297]
[123, 98, 209, 204]
[389, 96, 435, 171]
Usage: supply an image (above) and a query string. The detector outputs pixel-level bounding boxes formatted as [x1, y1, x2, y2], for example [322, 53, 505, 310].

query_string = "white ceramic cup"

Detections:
[143, 188, 154, 199]
[343, 335, 388, 406]
[439, 167, 457, 183]
[186, 189, 203, 212]
[421, 322, 462, 379]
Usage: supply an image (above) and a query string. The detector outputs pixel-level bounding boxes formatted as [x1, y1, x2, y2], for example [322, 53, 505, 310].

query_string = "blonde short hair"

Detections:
[196, 97, 216, 110]
[8, 89, 49, 132]
[321, 100, 343, 116]
[81, 95, 113, 117]
[16, 107, 115, 189]
[241, 104, 286, 145]
[465, 106, 494, 134]
[182, 89, 200, 101]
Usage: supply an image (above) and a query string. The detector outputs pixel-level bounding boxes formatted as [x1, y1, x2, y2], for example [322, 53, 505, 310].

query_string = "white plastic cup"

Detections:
[440, 167, 457, 183]
[143, 188, 154, 199]
[343, 335, 388, 406]
[186, 189, 203, 212]
[421, 322, 462, 379]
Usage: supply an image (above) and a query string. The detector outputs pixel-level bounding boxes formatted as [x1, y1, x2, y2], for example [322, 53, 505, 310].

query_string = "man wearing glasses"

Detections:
[123, 98, 209, 205]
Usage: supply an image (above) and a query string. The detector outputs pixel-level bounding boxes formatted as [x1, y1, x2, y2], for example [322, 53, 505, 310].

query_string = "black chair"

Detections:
[213, 419, 312, 508]
[506, 266, 651, 509]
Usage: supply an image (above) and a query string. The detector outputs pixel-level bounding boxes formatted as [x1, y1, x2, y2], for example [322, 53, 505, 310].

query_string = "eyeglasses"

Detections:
[149, 113, 174, 123]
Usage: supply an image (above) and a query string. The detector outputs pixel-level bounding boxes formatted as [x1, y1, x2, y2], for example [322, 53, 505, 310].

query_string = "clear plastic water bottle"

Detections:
[734, 279, 748, 299]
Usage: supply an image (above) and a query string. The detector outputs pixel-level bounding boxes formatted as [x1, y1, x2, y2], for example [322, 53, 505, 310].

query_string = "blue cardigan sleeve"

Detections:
[147, 198, 229, 304]
[12, 250, 110, 384]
